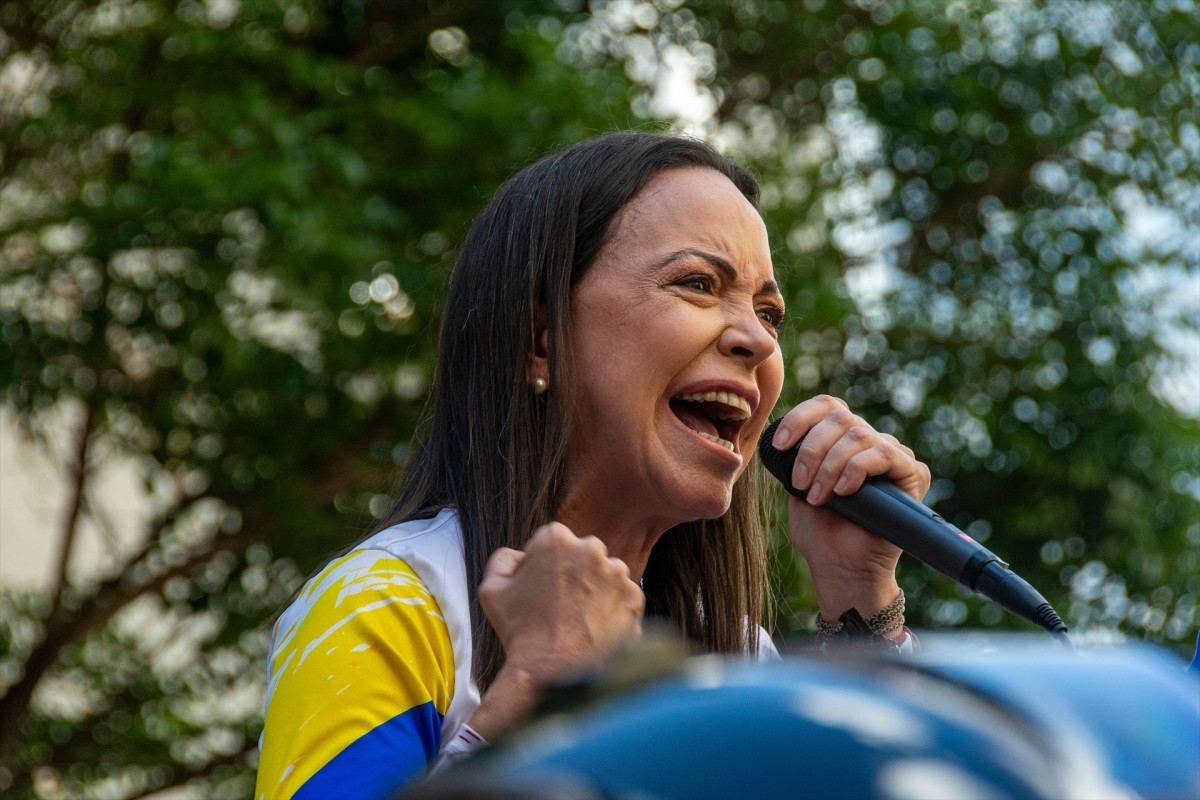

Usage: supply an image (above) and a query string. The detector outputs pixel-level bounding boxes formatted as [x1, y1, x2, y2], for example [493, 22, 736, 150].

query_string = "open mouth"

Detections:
[669, 391, 751, 453]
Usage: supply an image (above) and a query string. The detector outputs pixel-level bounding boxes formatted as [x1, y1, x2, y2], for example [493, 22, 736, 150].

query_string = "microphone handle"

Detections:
[757, 418, 1067, 634]
[821, 480, 1061, 630]
[822, 479, 992, 586]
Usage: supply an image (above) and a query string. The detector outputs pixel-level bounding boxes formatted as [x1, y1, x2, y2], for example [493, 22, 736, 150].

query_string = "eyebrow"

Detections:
[665, 248, 782, 297]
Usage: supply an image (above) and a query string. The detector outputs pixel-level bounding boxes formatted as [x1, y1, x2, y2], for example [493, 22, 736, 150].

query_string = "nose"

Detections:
[718, 304, 778, 368]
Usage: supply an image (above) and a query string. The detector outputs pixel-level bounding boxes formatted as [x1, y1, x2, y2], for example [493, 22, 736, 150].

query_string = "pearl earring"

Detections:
[532, 377, 548, 394]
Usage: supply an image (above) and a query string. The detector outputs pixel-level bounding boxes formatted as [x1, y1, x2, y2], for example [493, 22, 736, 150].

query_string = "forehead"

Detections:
[600, 167, 774, 278]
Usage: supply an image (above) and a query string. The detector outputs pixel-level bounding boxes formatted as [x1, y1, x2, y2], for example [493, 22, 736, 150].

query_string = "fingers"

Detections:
[566, 535, 644, 619]
[525, 524, 637, 590]
[478, 548, 522, 617]
[771, 395, 930, 506]
[770, 394, 849, 450]
[484, 547, 524, 579]
[482, 521, 644, 684]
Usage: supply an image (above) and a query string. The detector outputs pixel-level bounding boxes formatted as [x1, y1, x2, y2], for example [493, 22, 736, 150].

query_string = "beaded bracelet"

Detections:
[815, 589, 906, 648]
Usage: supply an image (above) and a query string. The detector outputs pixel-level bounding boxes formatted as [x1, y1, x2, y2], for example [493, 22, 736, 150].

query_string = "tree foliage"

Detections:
[0, 1, 636, 796]
[0, 0, 1196, 797]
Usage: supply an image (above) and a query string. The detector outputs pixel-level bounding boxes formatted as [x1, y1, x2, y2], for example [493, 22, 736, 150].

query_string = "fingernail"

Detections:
[834, 476, 849, 495]
[807, 480, 823, 504]
[772, 424, 791, 449]
[794, 464, 809, 489]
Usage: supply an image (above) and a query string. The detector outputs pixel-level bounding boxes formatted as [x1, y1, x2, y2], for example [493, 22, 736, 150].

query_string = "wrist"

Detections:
[468, 664, 543, 741]
[814, 590, 908, 652]
[810, 569, 901, 623]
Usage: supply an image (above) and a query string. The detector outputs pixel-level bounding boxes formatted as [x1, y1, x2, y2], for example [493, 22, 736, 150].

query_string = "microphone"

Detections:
[758, 419, 1069, 638]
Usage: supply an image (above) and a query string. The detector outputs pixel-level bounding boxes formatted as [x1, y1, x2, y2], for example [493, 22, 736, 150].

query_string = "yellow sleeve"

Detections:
[255, 551, 455, 800]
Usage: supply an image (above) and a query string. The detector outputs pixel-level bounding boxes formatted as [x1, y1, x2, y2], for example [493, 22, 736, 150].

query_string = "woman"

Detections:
[254, 132, 930, 800]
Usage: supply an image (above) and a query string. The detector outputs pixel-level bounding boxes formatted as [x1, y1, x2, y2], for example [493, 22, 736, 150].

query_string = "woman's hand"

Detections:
[770, 395, 931, 620]
[468, 522, 644, 739]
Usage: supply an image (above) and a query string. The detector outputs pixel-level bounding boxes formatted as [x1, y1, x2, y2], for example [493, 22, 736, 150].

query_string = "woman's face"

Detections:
[563, 167, 785, 525]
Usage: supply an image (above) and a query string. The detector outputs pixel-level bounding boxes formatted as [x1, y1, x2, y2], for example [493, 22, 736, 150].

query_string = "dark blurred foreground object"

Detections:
[402, 636, 1199, 800]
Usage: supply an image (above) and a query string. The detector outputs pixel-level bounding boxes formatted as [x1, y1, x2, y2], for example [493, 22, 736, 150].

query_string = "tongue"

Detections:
[671, 401, 719, 438]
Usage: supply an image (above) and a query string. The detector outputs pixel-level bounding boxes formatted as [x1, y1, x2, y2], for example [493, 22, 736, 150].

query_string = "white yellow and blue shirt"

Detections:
[255, 509, 479, 800]
[253, 508, 807, 799]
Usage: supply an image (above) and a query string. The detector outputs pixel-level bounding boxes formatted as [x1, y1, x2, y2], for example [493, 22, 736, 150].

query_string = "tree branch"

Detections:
[91, 492, 208, 591]
[129, 746, 258, 800]
[0, 406, 395, 772]
[0, 513, 267, 772]
[80, 489, 121, 552]
[48, 404, 92, 620]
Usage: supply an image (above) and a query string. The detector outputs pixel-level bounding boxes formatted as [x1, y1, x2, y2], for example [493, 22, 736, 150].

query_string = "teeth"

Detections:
[698, 431, 735, 451]
[676, 391, 751, 419]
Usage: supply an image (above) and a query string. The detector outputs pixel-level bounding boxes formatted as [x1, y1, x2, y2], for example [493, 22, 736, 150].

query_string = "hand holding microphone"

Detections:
[758, 398, 1070, 642]
[759, 411, 1068, 638]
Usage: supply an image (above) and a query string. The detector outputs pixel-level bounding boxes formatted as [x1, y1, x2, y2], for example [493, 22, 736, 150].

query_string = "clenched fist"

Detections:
[479, 522, 645, 686]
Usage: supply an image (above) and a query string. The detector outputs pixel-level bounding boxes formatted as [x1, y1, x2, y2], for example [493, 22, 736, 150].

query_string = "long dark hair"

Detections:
[377, 132, 769, 690]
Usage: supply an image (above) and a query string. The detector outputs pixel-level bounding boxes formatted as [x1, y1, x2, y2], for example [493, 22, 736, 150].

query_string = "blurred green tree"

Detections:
[0, 0, 1196, 798]
[0, 0, 637, 796]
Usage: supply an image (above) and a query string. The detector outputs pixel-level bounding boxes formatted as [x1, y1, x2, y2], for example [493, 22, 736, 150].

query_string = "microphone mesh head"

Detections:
[757, 419, 804, 498]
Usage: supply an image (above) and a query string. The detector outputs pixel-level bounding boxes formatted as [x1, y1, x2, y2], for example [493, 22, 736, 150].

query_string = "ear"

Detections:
[527, 304, 550, 386]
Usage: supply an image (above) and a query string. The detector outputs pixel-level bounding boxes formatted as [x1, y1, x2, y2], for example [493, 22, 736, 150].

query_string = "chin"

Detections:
[672, 481, 735, 523]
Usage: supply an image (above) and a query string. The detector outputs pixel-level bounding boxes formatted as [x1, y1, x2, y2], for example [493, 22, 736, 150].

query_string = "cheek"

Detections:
[571, 340, 648, 429]
[742, 350, 784, 446]
[761, 348, 785, 409]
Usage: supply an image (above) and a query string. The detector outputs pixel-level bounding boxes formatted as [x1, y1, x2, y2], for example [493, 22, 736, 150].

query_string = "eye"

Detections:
[678, 274, 715, 293]
[758, 305, 785, 330]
